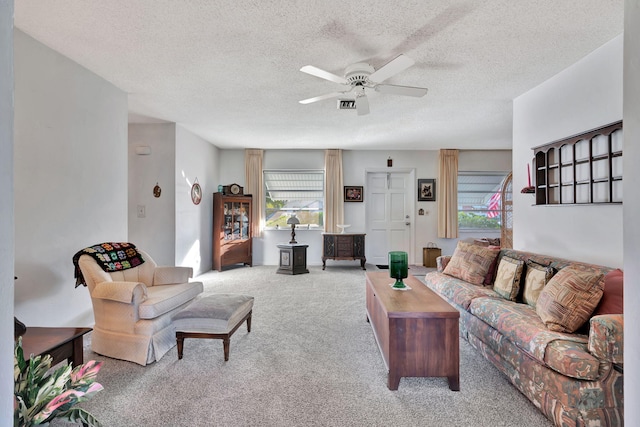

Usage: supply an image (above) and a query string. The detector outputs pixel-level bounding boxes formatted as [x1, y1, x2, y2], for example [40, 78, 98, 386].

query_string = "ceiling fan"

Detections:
[299, 54, 428, 116]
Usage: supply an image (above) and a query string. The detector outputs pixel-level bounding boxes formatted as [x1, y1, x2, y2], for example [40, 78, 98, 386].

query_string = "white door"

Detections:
[365, 170, 414, 266]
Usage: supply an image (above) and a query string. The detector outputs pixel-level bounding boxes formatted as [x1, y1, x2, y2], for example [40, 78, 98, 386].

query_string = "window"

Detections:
[458, 171, 509, 230]
[263, 170, 324, 229]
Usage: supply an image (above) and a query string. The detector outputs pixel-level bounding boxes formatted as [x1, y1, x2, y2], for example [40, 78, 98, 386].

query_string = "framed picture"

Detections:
[344, 186, 363, 202]
[418, 179, 436, 202]
[191, 182, 202, 205]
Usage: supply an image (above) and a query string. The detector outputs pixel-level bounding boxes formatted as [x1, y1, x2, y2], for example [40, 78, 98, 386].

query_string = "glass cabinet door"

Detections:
[223, 201, 250, 240]
[239, 202, 250, 239]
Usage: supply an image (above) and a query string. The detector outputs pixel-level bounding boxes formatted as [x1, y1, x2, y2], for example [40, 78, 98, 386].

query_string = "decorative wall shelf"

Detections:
[532, 121, 623, 205]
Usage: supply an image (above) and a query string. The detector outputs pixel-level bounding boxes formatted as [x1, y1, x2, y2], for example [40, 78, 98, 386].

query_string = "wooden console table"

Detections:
[322, 233, 366, 270]
[20, 327, 92, 367]
[365, 272, 459, 390]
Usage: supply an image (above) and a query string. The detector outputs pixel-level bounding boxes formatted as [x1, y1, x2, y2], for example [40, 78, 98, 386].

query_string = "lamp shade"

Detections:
[287, 215, 300, 225]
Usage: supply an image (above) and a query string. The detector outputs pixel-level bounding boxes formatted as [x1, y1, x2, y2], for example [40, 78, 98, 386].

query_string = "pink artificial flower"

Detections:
[71, 360, 103, 385]
[32, 389, 83, 423]
[84, 382, 104, 396]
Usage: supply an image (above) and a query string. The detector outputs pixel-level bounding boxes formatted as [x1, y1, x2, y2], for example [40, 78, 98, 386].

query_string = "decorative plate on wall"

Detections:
[191, 179, 202, 205]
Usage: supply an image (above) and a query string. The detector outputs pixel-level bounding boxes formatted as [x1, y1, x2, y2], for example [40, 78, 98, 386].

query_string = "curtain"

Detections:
[324, 149, 344, 233]
[245, 149, 264, 238]
[438, 149, 459, 238]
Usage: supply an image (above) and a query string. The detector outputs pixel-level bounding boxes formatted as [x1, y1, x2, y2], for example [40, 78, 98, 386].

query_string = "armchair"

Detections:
[78, 249, 203, 365]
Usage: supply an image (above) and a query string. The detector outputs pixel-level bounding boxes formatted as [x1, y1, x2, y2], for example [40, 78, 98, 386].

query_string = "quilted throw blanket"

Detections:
[73, 242, 145, 287]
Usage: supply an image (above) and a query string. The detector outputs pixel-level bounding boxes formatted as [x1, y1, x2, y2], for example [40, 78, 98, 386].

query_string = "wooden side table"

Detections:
[277, 243, 309, 275]
[20, 327, 92, 367]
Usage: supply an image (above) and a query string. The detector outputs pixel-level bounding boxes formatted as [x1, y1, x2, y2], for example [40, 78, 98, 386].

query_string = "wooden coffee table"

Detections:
[365, 272, 460, 390]
[20, 327, 92, 367]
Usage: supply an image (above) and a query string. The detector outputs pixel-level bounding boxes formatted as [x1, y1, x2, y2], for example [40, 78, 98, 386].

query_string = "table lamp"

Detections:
[287, 215, 300, 244]
[389, 251, 409, 290]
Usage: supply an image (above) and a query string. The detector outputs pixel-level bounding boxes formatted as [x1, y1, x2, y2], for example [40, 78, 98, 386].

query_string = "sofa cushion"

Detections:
[522, 260, 555, 308]
[493, 256, 524, 301]
[139, 282, 204, 319]
[593, 269, 623, 316]
[544, 340, 601, 381]
[536, 266, 604, 333]
[468, 297, 599, 380]
[443, 241, 499, 286]
[424, 271, 500, 310]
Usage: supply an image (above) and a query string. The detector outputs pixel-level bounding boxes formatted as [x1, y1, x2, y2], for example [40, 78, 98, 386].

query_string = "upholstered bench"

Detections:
[174, 294, 254, 361]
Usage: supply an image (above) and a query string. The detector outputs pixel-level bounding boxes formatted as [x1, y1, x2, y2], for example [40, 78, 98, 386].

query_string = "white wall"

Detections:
[513, 35, 623, 267]
[13, 30, 128, 327]
[623, 1, 640, 424]
[129, 124, 219, 274]
[343, 150, 430, 264]
[1, 1, 15, 424]
[220, 148, 511, 266]
[175, 125, 219, 275]
[218, 149, 245, 187]
[128, 123, 176, 265]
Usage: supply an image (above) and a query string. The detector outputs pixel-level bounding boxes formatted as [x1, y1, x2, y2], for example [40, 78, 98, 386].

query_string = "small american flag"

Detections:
[487, 192, 501, 218]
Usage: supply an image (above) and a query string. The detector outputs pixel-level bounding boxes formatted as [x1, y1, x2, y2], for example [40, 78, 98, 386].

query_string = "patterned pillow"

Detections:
[536, 266, 604, 333]
[522, 260, 555, 308]
[442, 241, 500, 286]
[493, 256, 525, 301]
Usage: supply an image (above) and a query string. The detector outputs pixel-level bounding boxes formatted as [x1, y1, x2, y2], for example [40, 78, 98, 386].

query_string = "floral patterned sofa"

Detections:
[425, 247, 623, 427]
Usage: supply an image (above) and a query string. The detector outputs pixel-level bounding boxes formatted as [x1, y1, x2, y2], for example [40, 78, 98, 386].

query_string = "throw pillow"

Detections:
[482, 245, 501, 286]
[493, 256, 525, 301]
[536, 266, 604, 333]
[522, 260, 555, 308]
[442, 241, 500, 286]
[593, 269, 623, 316]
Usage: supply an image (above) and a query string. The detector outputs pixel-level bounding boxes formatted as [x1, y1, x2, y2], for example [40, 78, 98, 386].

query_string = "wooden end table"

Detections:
[20, 327, 92, 367]
[277, 243, 309, 275]
[365, 272, 460, 390]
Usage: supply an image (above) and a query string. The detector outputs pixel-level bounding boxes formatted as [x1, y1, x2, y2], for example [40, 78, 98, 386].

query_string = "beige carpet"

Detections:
[52, 265, 552, 427]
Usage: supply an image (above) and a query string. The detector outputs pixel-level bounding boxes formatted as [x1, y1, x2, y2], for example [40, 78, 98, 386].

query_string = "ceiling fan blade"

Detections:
[355, 95, 370, 116]
[299, 92, 347, 104]
[369, 54, 415, 83]
[375, 84, 428, 97]
[300, 65, 348, 85]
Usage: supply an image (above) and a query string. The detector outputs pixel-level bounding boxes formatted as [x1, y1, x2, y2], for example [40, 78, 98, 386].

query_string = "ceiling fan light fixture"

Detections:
[299, 54, 427, 114]
[344, 63, 375, 86]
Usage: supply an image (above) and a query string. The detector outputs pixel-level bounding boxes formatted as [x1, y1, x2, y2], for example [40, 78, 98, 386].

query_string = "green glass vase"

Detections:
[388, 251, 408, 289]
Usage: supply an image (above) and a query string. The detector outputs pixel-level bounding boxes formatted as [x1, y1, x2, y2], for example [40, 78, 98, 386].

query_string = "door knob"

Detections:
[406, 222, 411, 226]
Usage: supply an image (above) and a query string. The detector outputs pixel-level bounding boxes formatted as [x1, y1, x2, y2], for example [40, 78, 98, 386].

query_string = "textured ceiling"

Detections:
[14, 1, 623, 150]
